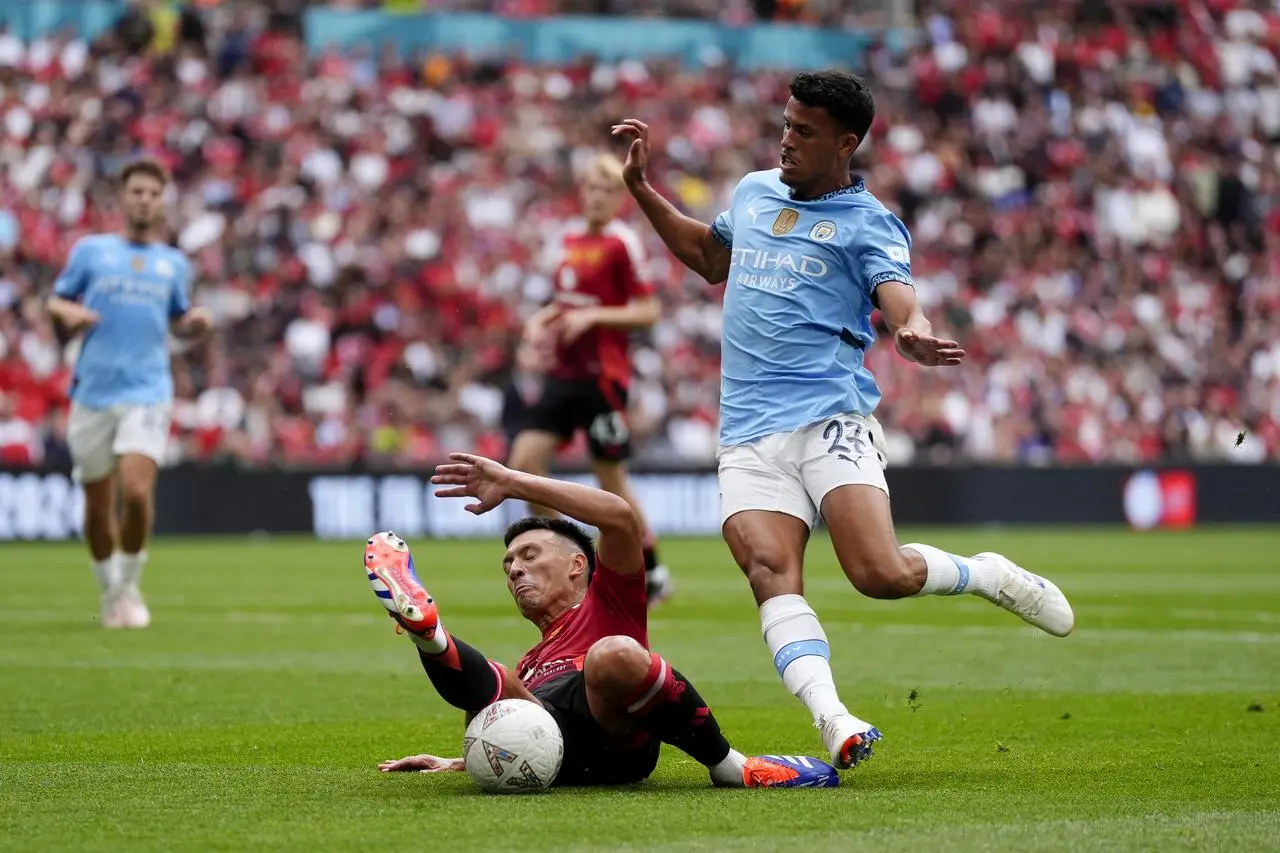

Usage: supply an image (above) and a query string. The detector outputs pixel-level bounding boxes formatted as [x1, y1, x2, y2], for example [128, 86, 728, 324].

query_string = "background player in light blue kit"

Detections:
[46, 159, 211, 629]
[614, 71, 1075, 770]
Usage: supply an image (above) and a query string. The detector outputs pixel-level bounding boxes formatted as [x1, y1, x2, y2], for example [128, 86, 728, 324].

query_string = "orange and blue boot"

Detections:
[741, 755, 841, 788]
[364, 531, 439, 642]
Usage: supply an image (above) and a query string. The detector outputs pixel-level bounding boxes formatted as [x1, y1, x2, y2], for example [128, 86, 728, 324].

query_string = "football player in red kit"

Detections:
[366, 453, 839, 789]
[506, 154, 673, 609]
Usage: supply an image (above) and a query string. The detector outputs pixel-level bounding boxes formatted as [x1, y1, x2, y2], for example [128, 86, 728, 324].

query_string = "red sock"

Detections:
[624, 654, 729, 766]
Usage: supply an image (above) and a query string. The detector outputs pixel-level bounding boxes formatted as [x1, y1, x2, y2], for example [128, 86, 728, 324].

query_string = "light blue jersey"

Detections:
[53, 234, 192, 407]
[711, 169, 913, 446]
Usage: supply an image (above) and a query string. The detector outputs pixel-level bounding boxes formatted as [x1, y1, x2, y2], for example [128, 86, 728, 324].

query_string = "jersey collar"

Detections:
[539, 601, 581, 639]
[807, 177, 866, 202]
[824, 175, 865, 201]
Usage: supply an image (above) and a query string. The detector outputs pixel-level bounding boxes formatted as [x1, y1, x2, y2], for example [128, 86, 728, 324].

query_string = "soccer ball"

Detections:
[463, 699, 564, 793]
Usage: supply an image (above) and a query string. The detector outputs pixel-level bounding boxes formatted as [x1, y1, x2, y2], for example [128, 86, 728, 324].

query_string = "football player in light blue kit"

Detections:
[46, 158, 211, 629]
[614, 71, 1074, 770]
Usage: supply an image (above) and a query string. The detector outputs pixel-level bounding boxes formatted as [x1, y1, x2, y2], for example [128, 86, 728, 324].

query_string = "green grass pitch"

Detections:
[2, 527, 1279, 852]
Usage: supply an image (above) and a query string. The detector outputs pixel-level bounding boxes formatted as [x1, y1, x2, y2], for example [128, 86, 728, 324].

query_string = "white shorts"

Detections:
[67, 402, 172, 484]
[717, 412, 889, 529]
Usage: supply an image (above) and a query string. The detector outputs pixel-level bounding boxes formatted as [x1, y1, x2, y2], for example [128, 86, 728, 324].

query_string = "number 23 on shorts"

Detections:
[821, 417, 885, 468]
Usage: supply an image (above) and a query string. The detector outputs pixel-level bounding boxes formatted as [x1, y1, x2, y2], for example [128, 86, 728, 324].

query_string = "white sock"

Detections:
[91, 553, 121, 594]
[759, 594, 849, 724]
[408, 623, 449, 655]
[119, 551, 147, 596]
[708, 748, 748, 787]
[904, 543, 1000, 598]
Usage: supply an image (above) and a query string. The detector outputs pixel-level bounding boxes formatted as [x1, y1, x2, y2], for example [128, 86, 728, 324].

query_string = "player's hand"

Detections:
[60, 304, 101, 334]
[554, 308, 597, 345]
[176, 307, 214, 337]
[894, 329, 966, 366]
[610, 119, 650, 188]
[377, 754, 465, 773]
[431, 452, 515, 515]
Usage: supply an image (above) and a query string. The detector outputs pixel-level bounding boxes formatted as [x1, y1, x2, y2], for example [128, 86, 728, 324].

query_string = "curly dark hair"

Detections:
[788, 70, 876, 145]
[504, 517, 597, 583]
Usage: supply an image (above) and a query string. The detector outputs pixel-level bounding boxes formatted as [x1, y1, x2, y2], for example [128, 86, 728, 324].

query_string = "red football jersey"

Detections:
[548, 220, 654, 388]
[515, 560, 647, 692]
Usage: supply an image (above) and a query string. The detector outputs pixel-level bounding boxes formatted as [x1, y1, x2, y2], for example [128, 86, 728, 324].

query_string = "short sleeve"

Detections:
[857, 209, 914, 298]
[53, 239, 92, 299]
[710, 208, 733, 248]
[710, 175, 749, 249]
[169, 255, 193, 319]
[585, 560, 647, 637]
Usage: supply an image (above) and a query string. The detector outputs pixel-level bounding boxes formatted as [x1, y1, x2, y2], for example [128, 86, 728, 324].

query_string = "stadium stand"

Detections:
[0, 0, 1276, 469]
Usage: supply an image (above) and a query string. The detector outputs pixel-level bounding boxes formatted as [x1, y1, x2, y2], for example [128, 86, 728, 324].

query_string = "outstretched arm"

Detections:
[612, 120, 730, 285]
[876, 281, 966, 367]
[432, 454, 643, 574]
[378, 754, 465, 773]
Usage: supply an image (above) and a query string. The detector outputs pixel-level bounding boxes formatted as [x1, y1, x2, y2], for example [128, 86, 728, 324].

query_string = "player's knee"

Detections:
[119, 477, 152, 509]
[584, 635, 650, 693]
[738, 547, 799, 596]
[845, 552, 918, 599]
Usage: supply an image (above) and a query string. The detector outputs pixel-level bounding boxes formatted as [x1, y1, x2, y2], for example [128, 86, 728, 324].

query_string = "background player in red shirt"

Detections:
[365, 453, 839, 788]
[505, 154, 674, 609]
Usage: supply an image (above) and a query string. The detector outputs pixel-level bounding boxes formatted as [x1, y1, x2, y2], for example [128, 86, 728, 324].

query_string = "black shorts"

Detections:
[512, 377, 632, 462]
[532, 672, 659, 787]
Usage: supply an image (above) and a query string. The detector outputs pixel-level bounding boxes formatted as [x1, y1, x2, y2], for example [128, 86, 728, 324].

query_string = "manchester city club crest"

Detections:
[131, 255, 146, 272]
[772, 208, 799, 237]
[810, 220, 837, 242]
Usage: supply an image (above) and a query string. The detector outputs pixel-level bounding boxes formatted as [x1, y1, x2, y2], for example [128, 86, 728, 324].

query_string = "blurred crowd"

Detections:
[1, 0, 1277, 470]
[326, 0, 884, 29]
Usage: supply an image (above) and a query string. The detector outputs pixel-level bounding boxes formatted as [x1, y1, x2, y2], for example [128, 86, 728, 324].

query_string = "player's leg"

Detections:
[67, 402, 125, 626]
[505, 378, 580, 516]
[806, 415, 1074, 636]
[821, 484, 1075, 634]
[113, 454, 156, 628]
[81, 475, 118, 569]
[363, 531, 533, 711]
[82, 474, 123, 623]
[581, 635, 838, 788]
[723, 510, 881, 769]
[110, 403, 172, 628]
[586, 379, 673, 607]
[506, 430, 565, 519]
[719, 435, 880, 769]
